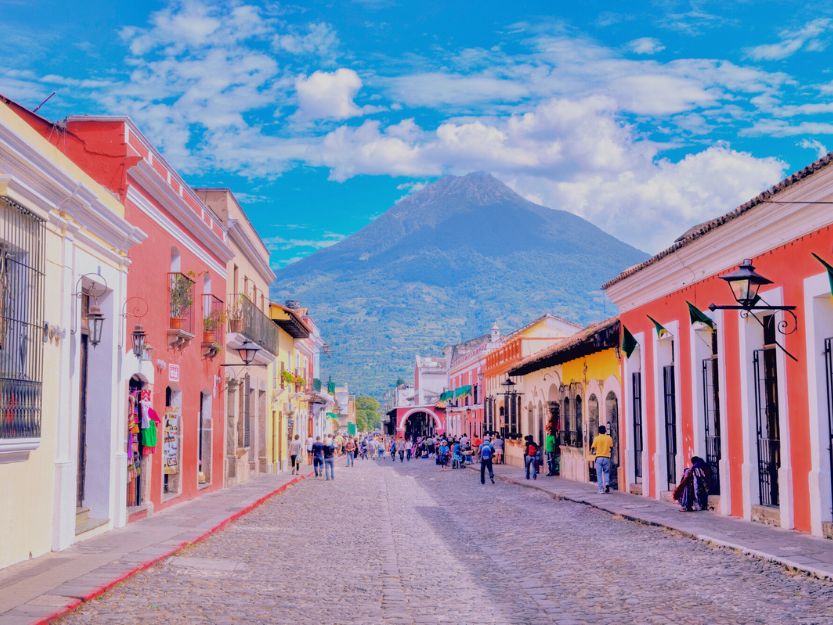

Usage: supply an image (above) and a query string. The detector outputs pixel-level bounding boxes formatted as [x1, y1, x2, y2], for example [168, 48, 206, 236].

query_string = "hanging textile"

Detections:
[686, 301, 714, 329]
[621, 325, 638, 358]
[811, 252, 833, 296]
[647, 315, 671, 338]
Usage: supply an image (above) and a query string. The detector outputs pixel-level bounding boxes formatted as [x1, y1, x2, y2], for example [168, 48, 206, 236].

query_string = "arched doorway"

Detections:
[606, 391, 620, 491]
[404, 411, 435, 439]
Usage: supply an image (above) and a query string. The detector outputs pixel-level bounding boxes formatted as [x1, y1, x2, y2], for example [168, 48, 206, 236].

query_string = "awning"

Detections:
[454, 385, 472, 398]
[326, 412, 339, 420]
[439, 390, 454, 401]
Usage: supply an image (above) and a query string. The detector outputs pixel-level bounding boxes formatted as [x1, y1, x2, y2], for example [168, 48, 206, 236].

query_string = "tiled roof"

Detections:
[508, 317, 620, 377]
[602, 151, 833, 289]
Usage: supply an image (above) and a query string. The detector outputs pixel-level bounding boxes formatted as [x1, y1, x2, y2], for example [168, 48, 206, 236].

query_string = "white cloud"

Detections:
[743, 119, 833, 137]
[746, 18, 832, 61]
[387, 73, 529, 106]
[797, 138, 828, 159]
[273, 22, 339, 62]
[295, 68, 380, 121]
[627, 37, 665, 55]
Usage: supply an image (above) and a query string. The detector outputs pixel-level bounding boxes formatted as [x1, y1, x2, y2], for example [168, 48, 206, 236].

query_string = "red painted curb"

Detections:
[33, 472, 310, 625]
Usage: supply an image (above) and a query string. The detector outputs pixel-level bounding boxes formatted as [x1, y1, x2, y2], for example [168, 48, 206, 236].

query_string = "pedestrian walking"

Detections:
[390, 439, 397, 462]
[377, 438, 385, 460]
[480, 436, 495, 485]
[398, 440, 405, 462]
[324, 436, 336, 480]
[524, 435, 539, 480]
[289, 434, 303, 475]
[438, 439, 449, 470]
[405, 438, 413, 461]
[312, 436, 324, 479]
[590, 425, 614, 493]
[306, 435, 314, 465]
[345, 437, 356, 467]
[493, 435, 504, 464]
[544, 429, 557, 476]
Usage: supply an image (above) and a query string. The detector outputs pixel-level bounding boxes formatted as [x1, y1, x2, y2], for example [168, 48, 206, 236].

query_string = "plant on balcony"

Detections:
[294, 375, 306, 389]
[227, 299, 244, 334]
[169, 272, 195, 330]
[202, 309, 226, 344]
[281, 369, 294, 387]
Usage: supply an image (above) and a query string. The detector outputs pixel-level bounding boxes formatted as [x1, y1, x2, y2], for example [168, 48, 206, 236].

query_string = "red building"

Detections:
[19, 112, 232, 520]
[605, 153, 833, 537]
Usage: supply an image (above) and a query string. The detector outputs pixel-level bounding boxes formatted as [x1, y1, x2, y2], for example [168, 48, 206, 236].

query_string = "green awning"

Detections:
[687, 301, 714, 329]
[326, 412, 339, 420]
[439, 390, 454, 401]
[454, 385, 472, 398]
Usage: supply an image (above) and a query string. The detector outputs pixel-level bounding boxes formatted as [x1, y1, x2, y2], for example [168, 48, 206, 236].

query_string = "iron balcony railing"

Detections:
[168, 272, 195, 335]
[202, 293, 224, 344]
[227, 293, 278, 356]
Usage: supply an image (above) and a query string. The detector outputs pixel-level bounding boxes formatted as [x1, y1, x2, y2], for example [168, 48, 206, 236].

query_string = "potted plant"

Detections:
[169, 273, 194, 330]
[227, 299, 244, 334]
[294, 375, 306, 389]
[202, 309, 226, 344]
[281, 369, 294, 387]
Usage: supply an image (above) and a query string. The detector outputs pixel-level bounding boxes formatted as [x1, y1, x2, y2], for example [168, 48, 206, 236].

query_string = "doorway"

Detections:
[404, 411, 434, 439]
[76, 332, 88, 511]
[127, 376, 146, 509]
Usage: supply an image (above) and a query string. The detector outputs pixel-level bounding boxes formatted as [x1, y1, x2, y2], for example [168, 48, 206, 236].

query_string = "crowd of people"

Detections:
[295, 426, 711, 509]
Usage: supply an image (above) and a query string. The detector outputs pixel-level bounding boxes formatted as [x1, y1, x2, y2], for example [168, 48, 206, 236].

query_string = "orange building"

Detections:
[605, 152, 833, 537]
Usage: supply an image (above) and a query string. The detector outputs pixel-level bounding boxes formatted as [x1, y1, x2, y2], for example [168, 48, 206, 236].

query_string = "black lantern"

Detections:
[719, 259, 773, 308]
[709, 258, 798, 361]
[87, 304, 105, 348]
[131, 324, 146, 358]
[237, 339, 258, 365]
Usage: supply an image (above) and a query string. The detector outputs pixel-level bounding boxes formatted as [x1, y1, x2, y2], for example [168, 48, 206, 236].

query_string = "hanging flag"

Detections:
[621, 325, 638, 358]
[811, 252, 833, 296]
[647, 315, 670, 338]
[686, 301, 714, 329]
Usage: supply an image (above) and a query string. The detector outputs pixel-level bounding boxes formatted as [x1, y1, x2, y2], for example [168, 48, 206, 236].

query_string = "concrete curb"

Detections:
[35, 472, 310, 625]
[469, 465, 833, 581]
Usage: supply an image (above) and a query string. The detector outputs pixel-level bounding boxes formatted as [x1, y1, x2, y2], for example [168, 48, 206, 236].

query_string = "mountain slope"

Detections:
[272, 172, 648, 397]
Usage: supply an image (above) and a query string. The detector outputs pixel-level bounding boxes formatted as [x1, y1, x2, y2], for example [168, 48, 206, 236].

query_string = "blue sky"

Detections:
[2, 0, 833, 266]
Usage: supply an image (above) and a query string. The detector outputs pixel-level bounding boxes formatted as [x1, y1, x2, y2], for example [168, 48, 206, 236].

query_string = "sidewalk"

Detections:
[0, 472, 309, 625]
[475, 462, 833, 580]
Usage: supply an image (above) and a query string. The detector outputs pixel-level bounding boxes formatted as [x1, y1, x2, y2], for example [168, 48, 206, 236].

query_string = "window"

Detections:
[574, 395, 583, 448]
[587, 394, 599, 451]
[631, 372, 643, 482]
[663, 364, 677, 488]
[753, 314, 780, 507]
[0, 198, 45, 442]
[702, 331, 721, 494]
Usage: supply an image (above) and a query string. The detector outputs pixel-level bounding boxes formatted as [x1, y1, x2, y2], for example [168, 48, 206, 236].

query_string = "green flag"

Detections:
[686, 301, 714, 329]
[646, 315, 670, 338]
[812, 252, 833, 296]
[621, 325, 638, 358]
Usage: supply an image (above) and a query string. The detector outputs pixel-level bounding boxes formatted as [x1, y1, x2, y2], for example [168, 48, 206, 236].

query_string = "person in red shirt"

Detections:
[524, 435, 540, 480]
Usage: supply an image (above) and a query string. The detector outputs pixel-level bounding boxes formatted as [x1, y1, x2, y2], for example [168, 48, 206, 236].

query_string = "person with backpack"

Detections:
[479, 436, 495, 485]
[524, 435, 539, 480]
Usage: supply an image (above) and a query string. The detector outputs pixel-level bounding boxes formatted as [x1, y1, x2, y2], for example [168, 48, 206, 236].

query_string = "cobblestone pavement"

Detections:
[59, 458, 833, 625]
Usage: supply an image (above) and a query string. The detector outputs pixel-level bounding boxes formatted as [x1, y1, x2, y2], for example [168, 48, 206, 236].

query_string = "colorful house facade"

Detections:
[0, 100, 144, 567]
[604, 153, 833, 537]
[484, 314, 581, 466]
[510, 319, 622, 485]
[195, 188, 278, 485]
[20, 113, 233, 520]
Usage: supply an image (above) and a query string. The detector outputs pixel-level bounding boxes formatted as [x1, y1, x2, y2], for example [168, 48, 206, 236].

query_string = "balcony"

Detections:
[201, 293, 224, 359]
[227, 293, 278, 357]
[168, 272, 195, 349]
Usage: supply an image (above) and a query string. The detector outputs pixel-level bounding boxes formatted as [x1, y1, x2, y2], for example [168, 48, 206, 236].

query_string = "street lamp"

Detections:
[131, 324, 146, 358]
[87, 304, 105, 348]
[237, 339, 258, 365]
[719, 259, 772, 308]
[500, 377, 519, 439]
[709, 258, 798, 361]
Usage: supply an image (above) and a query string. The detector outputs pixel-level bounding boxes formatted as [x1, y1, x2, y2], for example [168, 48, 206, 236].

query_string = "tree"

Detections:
[355, 395, 381, 432]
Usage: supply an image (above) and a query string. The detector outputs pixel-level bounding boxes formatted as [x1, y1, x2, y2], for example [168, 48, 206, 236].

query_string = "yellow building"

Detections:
[0, 99, 145, 568]
[510, 318, 622, 486]
[268, 303, 312, 471]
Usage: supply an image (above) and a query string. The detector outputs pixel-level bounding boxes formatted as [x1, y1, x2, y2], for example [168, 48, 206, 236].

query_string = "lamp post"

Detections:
[500, 377, 519, 440]
[87, 304, 105, 348]
[237, 339, 259, 366]
[709, 258, 798, 361]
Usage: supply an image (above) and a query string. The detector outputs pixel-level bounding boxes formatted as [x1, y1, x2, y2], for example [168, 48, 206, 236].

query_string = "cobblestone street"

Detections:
[59, 458, 833, 625]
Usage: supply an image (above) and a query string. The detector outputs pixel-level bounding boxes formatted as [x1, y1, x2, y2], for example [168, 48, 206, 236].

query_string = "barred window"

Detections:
[0, 197, 45, 440]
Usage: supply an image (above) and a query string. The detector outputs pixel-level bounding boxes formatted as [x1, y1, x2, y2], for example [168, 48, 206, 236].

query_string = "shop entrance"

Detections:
[127, 376, 146, 509]
[76, 333, 88, 511]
